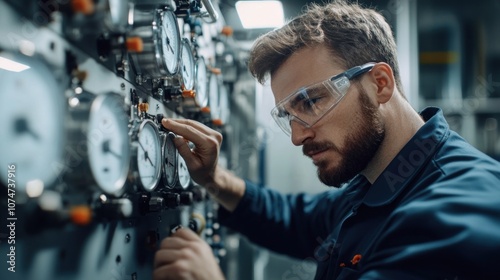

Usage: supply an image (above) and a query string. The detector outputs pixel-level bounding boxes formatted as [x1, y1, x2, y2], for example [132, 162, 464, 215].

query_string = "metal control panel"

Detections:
[0, 0, 232, 279]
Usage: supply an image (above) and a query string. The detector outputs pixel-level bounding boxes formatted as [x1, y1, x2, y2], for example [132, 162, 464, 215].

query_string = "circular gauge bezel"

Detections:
[154, 8, 181, 76]
[208, 72, 220, 120]
[161, 131, 178, 189]
[180, 38, 196, 91]
[194, 56, 209, 107]
[176, 153, 191, 190]
[87, 93, 131, 195]
[135, 119, 163, 192]
[0, 53, 66, 193]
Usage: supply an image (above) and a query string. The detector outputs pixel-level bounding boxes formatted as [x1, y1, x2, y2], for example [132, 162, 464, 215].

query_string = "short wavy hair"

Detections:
[248, 0, 403, 95]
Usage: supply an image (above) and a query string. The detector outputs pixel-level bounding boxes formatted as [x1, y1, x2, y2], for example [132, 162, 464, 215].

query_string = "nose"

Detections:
[290, 121, 314, 146]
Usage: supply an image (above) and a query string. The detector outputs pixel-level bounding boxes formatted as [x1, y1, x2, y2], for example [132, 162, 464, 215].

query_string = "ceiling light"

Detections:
[236, 1, 284, 29]
[0, 56, 30, 72]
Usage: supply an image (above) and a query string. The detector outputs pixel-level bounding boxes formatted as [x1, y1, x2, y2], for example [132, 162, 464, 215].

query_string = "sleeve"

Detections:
[218, 180, 340, 259]
[359, 177, 500, 279]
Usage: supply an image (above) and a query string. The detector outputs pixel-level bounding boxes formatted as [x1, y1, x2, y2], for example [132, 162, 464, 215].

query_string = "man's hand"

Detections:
[161, 118, 222, 186]
[153, 227, 225, 280]
[161, 118, 246, 212]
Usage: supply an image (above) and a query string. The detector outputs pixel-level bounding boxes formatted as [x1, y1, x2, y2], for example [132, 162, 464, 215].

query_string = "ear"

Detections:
[368, 62, 394, 104]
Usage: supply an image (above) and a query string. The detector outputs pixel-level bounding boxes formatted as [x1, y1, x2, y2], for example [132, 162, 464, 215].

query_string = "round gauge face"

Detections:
[219, 84, 230, 125]
[136, 120, 162, 191]
[162, 132, 178, 189]
[208, 72, 220, 120]
[0, 54, 65, 192]
[158, 9, 181, 75]
[194, 57, 208, 107]
[177, 154, 191, 189]
[180, 39, 195, 90]
[87, 94, 130, 194]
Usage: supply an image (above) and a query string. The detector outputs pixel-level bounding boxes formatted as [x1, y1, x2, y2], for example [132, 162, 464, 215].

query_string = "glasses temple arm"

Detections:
[343, 62, 376, 80]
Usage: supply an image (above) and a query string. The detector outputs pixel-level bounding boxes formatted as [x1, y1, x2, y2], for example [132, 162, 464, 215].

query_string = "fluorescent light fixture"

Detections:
[0, 56, 30, 72]
[236, 1, 284, 29]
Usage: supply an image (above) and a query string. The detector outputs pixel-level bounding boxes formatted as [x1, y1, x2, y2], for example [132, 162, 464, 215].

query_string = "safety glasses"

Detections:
[270, 62, 376, 136]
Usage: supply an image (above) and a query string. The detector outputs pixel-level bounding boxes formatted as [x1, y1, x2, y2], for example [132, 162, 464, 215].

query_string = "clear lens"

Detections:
[271, 77, 350, 135]
[270, 62, 376, 136]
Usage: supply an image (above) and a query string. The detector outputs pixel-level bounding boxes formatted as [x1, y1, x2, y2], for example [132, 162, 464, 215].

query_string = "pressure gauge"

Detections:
[219, 83, 230, 125]
[161, 131, 191, 190]
[177, 154, 191, 190]
[133, 119, 162, 191]
[208, 71, 220, 121]
[131, 8, 181, 78]
[159, 9, 181, 75]
[161, 132, 178, 189]
[194, 57, 208, 107]
[0, 53, 65, 192]
[180, 39, 195, 90]
[87, 94, 131, 195]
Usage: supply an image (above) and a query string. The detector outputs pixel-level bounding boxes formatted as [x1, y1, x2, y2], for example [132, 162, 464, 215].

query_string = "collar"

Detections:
[362, 107, 449, 207]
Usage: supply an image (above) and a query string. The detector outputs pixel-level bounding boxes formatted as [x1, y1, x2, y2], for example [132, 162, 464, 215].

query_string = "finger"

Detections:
[171, 227, 202, 242]
[159, 236, 190, 250]
[162, 118, 220, 140]
[162, 118, 222, 146]
[173, 136, 195, 160]
[153, 263, 187, 280]
[154, 249, 184, 269]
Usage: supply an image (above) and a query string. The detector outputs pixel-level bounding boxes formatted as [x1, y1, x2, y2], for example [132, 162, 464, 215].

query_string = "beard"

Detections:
[304, 85, 385, 187]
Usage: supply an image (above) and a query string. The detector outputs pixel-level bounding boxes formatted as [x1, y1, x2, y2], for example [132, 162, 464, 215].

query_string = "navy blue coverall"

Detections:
[219, 107, 500, 279]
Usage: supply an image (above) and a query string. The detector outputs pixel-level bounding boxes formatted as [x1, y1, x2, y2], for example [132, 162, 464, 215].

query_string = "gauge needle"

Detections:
[102, 139, 122, 159]
[14, 117, 41, 140]
[165, 158, 175, 167]
[138, 141, 154, 166]
[183, 65, 189, 77]
[163, 29, 175, 54]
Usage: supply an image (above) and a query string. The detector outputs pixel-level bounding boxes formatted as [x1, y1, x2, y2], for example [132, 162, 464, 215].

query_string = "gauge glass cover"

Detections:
[0, 54, 65, 191]
[180, 39, 195, 90]
[136, 120, 162, 191]
[158, 9, 181, 75]
[162, 132, 178, 188]
[208, 73, 220, 120]
[194, 57, 208, 107]
[219, 84, 230, 124]
[177, 154, 191, 189]
[87, 94, 130, 194]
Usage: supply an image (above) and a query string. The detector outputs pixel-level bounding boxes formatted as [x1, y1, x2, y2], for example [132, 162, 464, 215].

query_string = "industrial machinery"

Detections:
[0, 0, 234, 279]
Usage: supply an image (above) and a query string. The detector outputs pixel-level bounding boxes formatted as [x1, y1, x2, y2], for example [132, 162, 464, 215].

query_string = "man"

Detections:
[153, 1, 500, 279]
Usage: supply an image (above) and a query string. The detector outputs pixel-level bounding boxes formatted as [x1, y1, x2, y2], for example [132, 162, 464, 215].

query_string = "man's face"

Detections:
[271, 45, 385, 187]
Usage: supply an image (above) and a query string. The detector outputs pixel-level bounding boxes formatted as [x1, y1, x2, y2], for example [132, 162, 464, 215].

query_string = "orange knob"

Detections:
[200, 107, 211, 113]
[126, 37, 144, 53]
[182, 90, 195, 98]
[138, 103, 149, 113]
[72, 70, 88, 81]
[70, 205, 92, 226]
[72, 0, 95, 15]
[212, 119, 223, 126]
[221, 26, 234, 37]
[210, 67, 221, 75]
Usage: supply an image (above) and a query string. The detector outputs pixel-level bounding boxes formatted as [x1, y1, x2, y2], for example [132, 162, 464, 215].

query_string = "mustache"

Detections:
[302, 141, 340, 156]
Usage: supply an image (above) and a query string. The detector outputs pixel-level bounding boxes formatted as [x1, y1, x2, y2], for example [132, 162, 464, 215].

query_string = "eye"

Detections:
[277, 108, 290, 118]
[298, 88, 325, 112]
